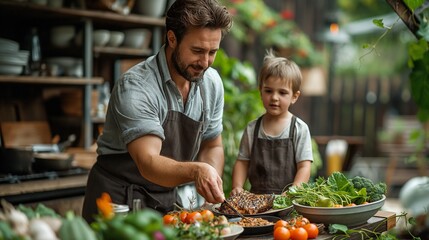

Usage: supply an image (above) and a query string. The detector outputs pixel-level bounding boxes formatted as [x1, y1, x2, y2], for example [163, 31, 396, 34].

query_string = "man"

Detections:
[82, 0, 233, 222]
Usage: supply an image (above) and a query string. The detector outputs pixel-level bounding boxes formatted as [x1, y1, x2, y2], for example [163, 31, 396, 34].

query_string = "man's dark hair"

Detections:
[165, 0, 232, 45]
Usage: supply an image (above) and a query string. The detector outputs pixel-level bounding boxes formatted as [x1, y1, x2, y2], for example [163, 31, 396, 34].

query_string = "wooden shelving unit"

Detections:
[0, 1, 165, 148]
[0, 76, 103, 85]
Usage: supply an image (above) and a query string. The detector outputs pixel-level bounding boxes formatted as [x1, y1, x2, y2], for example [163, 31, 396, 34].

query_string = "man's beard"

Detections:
[172, 48, 205, 82]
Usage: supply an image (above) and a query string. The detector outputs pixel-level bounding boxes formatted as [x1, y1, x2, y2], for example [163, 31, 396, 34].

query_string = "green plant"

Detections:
[220, 0, 323, 67]
[212, 49, 264, 196]
[328, 212, 421, 240]
[362, 1, 429, 122]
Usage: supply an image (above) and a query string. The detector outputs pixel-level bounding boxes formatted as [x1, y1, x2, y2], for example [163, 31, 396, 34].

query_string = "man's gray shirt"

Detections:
[97, 46, 224, 155]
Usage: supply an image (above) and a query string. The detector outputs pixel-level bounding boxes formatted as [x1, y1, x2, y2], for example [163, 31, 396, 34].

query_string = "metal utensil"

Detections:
[223, 200, 247, 219]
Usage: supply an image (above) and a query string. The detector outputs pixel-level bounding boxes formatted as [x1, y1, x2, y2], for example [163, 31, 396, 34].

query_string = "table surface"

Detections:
[0, 174, 88, 196]
[236, 211, 396, 239]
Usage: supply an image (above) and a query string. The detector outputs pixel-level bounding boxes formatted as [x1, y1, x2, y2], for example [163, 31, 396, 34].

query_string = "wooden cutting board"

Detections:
[0, 121, 52, 148]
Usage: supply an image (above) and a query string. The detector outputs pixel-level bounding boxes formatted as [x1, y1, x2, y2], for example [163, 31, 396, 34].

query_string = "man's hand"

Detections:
[194, 163, 225, 204]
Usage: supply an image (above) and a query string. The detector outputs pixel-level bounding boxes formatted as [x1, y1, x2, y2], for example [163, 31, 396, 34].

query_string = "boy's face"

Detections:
[261, 76, 300, 117]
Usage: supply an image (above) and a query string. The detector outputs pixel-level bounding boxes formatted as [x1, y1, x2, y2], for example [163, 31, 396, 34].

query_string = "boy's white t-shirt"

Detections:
[237, 116, 313, 163]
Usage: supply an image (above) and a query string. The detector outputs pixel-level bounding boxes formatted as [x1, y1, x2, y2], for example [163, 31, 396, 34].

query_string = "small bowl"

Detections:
[106, 31, 125, 47]
[123, 28, 151, 49]
[292, 195, 386, 227]
[50, 25, 75, 48]
[93, 29, 110, 47]
[222, 224, 244, 240]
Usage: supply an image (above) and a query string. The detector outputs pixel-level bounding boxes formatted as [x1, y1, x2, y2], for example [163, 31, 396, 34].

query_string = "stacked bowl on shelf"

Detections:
[0, 38, 29, 76]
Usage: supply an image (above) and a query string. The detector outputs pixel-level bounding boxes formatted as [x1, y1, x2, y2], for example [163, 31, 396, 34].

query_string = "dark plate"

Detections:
[212, 203, 293, 218]
[229, 215, 281, 236]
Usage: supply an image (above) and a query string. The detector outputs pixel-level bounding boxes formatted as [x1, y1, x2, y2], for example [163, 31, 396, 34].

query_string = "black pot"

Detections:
[33, 153, 74, 171]
[0, 147, 34, 174]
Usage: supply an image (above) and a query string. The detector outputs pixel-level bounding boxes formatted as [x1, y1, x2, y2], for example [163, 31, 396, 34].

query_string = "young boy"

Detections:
[231, 50, 313, 195]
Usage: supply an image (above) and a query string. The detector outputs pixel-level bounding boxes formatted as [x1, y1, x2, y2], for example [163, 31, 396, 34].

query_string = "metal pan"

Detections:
[33, 153, 74, 171]
[229, 215, 280, 236]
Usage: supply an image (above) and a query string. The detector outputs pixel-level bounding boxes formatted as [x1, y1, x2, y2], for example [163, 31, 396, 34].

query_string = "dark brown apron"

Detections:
[248, 115, 297, 194]
[82, 54, 205, 223]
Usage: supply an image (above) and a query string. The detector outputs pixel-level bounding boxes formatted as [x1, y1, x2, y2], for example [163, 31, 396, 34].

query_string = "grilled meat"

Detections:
[217, 190, 274, 214]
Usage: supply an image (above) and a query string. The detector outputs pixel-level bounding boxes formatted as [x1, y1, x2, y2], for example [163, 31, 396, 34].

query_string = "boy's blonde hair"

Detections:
[258, 49, 302, 93]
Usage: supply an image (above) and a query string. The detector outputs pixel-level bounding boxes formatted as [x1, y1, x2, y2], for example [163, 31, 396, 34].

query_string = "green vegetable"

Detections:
[91, 209, 177, 240]
[273, 195, 293, 209]
[59, 211, 97, 240]
[351, 176, 387, 202]
[315, 196, 334, 207]
[0, 221, 24, 240]
[287, 172, 381, 207]
[17, 203, 60, 219]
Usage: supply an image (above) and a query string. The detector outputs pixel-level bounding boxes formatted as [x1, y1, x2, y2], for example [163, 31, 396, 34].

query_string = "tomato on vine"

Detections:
[290, 227, 308, 240]
[274, 226, 291, 240]
[200, 209, 215, 222]
[303, 223, 319, 239]
[274, 220, 290, 230]
[163, 214, 177, 225]
[186, 211, 203, 223]
[179, 211, 188, 223]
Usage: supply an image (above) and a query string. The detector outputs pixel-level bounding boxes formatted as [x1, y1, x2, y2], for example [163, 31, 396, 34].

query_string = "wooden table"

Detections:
[237, 211, 396, 239]
[0, 172, 88, 216]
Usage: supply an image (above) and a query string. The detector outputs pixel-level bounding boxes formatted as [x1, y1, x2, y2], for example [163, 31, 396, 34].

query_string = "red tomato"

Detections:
[290, 227, 308, 240]
[295, 217, 310, 228]
[274, 226, 291, 240]
[163, 214, 177, 225]
[200, 209, 214, 222]
[303, 223, 319, 239]
[186, 211, 203, 224]
[274, 220, 289, 230]
[179, 211, 188, 223]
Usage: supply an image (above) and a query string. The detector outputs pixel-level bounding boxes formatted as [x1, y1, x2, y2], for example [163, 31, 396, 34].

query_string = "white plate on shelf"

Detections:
[0, 64, 24, 75]
[0, 38, 19, 52]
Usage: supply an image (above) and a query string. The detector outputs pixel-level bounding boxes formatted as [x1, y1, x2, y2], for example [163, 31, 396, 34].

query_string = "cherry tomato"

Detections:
[274, 226, 291, 240]
[163, 214, 177, 225]
[295, 217, 310, 228]
[200, 209, 214, 222]
[179, 211, 188, 223]
[290, 227, 308, 240]
[186, 211, 203, 224]
[274, 220, 289, 230]
[303, 223, 319, 239]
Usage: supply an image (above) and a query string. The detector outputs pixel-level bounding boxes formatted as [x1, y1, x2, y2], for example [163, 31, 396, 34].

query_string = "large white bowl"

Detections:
[292, 195, 386, 227]
[50, 25, 75, 47]
[93, 29, 110, 47]
[123, 28, 151, 49]
[134, 0, 167, 17]
[106, 31, 125, 47]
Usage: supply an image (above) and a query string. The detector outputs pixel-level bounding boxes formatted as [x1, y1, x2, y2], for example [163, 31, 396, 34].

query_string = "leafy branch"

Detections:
[329, 212, 421, 240]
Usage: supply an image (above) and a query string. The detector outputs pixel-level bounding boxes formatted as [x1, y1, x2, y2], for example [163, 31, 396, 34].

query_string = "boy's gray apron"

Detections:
[82, 54, 205, 222]
[248, 115, 297, 194]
